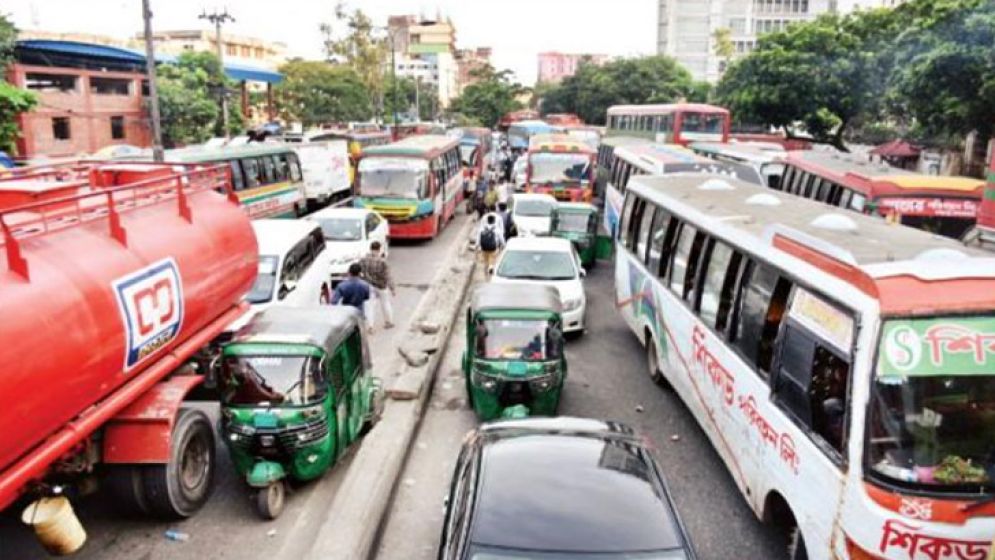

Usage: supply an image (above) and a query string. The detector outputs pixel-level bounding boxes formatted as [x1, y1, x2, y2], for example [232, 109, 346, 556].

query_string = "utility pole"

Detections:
[389, 32, 399, 132]
[414, 76, 420, 121]
[199, 8, 235, 139]
[141, 0, 164, 162]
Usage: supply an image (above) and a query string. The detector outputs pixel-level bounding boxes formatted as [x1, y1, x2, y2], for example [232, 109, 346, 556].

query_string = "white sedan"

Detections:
[306, 207, 389, 283]
[490, 237, 587, 334]
[510, 193, 558, 237]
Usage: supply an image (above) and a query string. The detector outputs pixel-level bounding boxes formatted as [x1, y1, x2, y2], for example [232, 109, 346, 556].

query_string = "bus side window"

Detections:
[772, 324, 851, 459]
[621, 164, 632, 193]
[618, 194, 637, 241]
[647, 209, 676, 277]
[838, 188, 853, 209]
[696, 240, 742, 331]
[625, 197, 646, 252]
[729, 262, 794, 377]
[242, 158, 261, 189]
[288, 153, 303, 182]
[668, 224, 703, 300]
[634, 200, 656, 264]
[260, 156, 276, 184]
[229, 160, 245, 191]
[273, 154, 289, 182]
[789, 170, 805, 195]
[849, 192, 867, 212]
[779, 167, 794, 192]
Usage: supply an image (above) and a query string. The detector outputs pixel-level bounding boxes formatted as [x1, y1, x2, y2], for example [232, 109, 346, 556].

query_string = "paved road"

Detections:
[0, 212, 472, 560]
[376, 262, 787, 560]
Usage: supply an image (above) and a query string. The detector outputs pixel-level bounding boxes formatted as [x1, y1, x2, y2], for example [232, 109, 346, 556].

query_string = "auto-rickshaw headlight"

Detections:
[471, 369, 500, 394]
[301, 405, 325, 420]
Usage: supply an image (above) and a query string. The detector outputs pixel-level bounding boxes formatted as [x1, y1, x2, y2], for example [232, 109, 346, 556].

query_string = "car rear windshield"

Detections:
[471, 435, 684, 554]
[497, 250, 576, 281]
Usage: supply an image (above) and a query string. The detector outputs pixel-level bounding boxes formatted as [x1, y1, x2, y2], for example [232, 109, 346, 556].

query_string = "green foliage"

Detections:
[383, 75, 438, 121]
[0, 13, 16, 71]
[320, 4, 387, 107]
[275, 60, 372, 127]
[0, 82, 37, 153]
[539, 56, 699, 125]
[715, 0, 995, 149]
[713, 27, 734, 62]
[890, 0, 995, 141]
[156, 54, 220, 147]
[448, 65, 526, 128]
[167, 51, 247, 136]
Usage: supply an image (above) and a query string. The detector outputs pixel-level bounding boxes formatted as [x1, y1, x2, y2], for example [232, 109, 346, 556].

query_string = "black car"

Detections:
[438, 417, 697, 560]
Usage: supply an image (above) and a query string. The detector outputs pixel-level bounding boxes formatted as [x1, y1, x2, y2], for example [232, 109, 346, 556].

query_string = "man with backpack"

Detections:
[497, 201, 516, 239]
[476, 213, 505, 275]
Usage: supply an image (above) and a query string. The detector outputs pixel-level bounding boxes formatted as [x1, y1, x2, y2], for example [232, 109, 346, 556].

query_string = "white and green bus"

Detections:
[615, 173, 995, 560]
[165, 144, 306, 219]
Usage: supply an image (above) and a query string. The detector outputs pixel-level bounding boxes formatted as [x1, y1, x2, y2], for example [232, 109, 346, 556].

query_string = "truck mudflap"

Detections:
[102, 373, 205, 464]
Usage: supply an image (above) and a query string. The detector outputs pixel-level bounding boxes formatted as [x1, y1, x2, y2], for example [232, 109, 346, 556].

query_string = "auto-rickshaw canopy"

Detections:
[471, 284, 562, 315]
[234, 306, 364, 353]
[554, 202, 598, 215]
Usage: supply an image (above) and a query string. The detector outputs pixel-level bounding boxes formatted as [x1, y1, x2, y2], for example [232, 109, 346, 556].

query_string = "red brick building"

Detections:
[8, 41, 151, 158]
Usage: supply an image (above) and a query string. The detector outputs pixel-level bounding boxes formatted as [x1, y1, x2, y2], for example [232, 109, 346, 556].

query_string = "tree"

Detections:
[0, 14, 36, 155]
[448, 65, 525, 128]
[713, 27, 734, 74]
[156, 60, 219, 147]
[382, 75, 438, 121]
[321, 4, 387, 114]
[889, 0, 995, 144]
[539, 56, 699, 125]
[714, 13, 887, 150]
[169, 51, 247, 136]
[275, 59, 372, 127]
[0, 12, 16, 70]
[0, 82, 36, 154]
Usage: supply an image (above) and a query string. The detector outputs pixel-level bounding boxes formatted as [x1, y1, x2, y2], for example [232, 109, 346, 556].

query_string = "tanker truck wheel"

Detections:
[142, 408, 216, 519]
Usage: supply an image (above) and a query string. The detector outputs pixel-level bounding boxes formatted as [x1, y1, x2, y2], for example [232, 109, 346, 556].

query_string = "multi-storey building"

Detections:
[536, 52, 611, 84]
[656, 0, 836, 83]
[387, 15, 461, 107]
[456, 47, 492, 94]
[839, 0, 906, 10]
[137, 30, 287, 71]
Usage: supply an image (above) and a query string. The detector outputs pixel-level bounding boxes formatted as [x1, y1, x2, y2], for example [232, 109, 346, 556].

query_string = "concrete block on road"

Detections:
[387, 369, 424, 401]
[418, 320, 442, 334]
[399, 345, 430, 368]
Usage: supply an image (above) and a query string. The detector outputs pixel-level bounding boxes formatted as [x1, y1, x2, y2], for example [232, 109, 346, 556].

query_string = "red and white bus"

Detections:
[354, 135, 463, 239]
[780, 151, 985, 239]
[615, 172, 995, 560]
[606, 103, 731, 145]
[526, 134, 596, 202]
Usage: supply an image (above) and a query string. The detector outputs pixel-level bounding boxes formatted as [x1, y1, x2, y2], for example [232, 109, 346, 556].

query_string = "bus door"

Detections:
[766, 287, 855, 553]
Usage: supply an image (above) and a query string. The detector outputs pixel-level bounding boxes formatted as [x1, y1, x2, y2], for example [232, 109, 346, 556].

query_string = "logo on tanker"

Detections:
[112, 258, 184, 370]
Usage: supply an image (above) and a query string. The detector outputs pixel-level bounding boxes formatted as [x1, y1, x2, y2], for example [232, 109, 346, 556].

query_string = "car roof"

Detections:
[504, 236, 574, 252]
[307, 207, 369, 220]
[471, 283, 562, 313]
[470, 419, 686, 554]
[251, 219, 321, 256]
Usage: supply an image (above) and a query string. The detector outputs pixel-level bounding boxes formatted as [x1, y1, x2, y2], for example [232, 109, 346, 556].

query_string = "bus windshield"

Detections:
[221, 353, 326, 406]
[475, 318, 561, 361]
[359, 158, 428, 199]
[459, 144, 479, 167]
[868, 316, 995, 493]
[530, 153, 592, 184]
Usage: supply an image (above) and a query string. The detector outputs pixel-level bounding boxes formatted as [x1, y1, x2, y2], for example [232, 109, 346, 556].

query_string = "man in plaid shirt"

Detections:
[359, 241, 395, 332]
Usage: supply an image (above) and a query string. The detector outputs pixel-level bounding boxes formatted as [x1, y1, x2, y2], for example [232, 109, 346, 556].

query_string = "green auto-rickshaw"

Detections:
[462, 283, 567, 421]
[551, 202, 599, 267]
[218, 306, 381, 519]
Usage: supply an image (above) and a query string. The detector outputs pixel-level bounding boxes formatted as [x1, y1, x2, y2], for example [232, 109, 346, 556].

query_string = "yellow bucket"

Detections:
[21, 497, 87, 556]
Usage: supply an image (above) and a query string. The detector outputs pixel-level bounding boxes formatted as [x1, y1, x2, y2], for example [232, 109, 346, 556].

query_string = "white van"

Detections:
[231, 220, 335, 331]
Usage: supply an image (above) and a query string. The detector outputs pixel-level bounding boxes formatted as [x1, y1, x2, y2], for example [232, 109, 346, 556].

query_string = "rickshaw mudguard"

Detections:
[500, 405, 530, 419]
[248, 461, 287, 488]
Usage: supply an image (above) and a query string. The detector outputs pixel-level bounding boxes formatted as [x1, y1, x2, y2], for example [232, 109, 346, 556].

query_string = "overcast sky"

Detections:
[4, 0, 658, 84]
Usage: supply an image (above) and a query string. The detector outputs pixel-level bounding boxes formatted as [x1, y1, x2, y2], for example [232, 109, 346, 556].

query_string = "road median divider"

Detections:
[305, 217, 477, 560]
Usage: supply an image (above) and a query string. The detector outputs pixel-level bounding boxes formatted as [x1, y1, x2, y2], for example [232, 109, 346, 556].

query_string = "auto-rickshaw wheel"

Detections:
[360, 389, 384, 435]
[256, 482, 285, 520]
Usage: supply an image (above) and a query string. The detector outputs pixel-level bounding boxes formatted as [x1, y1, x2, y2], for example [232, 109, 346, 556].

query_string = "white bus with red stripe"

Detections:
[614, 173, 995, 560]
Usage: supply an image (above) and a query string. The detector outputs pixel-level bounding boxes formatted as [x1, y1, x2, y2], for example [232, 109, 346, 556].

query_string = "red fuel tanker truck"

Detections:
[0, 161, 257, 548]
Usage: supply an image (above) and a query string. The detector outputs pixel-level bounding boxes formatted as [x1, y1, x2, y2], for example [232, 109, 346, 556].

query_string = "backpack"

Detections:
[479, 227, 498, 251]
[502, 212, 517, 238]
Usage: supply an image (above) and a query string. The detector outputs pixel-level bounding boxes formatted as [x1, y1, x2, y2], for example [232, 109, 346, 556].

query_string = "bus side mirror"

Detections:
[279, 281, 298, 300]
